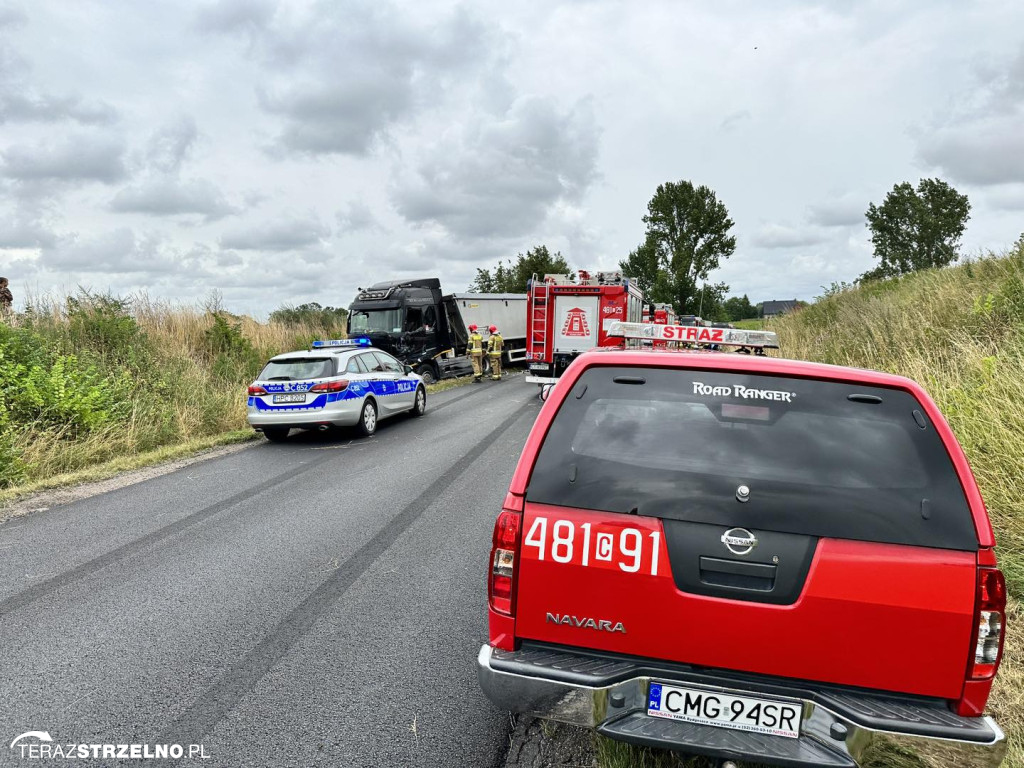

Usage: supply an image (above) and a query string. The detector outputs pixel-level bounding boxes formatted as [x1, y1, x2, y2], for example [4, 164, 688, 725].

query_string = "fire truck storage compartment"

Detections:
[553, 295, 600, 353]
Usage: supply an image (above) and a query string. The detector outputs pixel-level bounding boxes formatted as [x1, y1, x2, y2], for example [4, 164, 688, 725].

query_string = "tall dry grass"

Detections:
[769, 247, 1024, 767]
[0, 293, 343, 487]
[597, 248, 1024, 768]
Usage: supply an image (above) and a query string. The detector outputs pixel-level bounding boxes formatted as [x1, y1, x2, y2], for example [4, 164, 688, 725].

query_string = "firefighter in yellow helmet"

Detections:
[487, 324, 503, 381]
[468, 324, 485, 382]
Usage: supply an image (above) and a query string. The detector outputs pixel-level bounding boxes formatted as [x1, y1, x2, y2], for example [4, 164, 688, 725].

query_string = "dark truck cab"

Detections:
[347, 278, 473, 384]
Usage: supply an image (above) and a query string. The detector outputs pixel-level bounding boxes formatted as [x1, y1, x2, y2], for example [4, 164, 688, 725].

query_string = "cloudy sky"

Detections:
[2, 0, 1023, 316]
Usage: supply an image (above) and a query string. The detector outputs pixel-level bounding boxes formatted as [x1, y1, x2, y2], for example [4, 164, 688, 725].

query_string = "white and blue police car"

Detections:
[246, 338, 426, 441]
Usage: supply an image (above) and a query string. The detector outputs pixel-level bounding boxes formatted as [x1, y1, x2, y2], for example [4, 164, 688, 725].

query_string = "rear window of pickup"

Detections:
[527, 366, 978, 551]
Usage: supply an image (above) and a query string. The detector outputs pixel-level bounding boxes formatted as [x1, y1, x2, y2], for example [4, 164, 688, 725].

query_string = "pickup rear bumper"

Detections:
[478, 643, 1006, 768]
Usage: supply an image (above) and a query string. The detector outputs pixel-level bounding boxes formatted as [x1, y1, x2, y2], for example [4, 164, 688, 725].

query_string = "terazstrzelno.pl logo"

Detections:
[10, 731, 210, 760]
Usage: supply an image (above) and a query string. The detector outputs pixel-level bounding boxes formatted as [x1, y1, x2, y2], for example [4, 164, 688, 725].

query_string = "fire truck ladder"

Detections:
[529, 273, 549, 361]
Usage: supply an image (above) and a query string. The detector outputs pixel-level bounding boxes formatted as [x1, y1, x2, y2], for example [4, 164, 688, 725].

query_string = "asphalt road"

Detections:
[0, 379, 541, 767]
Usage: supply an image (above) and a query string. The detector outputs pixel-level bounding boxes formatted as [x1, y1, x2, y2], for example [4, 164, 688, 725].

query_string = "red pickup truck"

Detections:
[478, 322, 1006, 767]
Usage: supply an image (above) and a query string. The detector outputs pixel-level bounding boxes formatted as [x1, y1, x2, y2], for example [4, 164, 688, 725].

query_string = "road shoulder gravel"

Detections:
[504, 716, 596, 768]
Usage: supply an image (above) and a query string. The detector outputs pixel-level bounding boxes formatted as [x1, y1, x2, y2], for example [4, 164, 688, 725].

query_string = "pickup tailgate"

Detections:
[516, 365, 980, 700]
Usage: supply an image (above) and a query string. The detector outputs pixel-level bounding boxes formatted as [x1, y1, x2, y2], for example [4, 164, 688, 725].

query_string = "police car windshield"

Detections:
[259, 357, 334, 381]
[350, 309, 402, 334]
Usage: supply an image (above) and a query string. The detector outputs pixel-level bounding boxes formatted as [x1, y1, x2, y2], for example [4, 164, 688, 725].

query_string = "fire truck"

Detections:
[643, 302, 676, 349]
[525, 270, 645, 385]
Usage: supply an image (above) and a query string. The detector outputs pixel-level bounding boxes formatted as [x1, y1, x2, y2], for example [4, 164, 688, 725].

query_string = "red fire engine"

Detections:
[643, 302, 676, 349]
[525, 270, 644, 384]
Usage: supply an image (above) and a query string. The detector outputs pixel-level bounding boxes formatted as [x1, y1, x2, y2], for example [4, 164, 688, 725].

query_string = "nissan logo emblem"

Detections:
[721, 527, 758, 556]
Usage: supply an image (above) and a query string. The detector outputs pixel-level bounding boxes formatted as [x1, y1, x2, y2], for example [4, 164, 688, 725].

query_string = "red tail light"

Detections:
[969, 567, 1005, 680]
[310, 379, 349, 393]
[248, 385, 268, 396]
[488, 510, 522, 616]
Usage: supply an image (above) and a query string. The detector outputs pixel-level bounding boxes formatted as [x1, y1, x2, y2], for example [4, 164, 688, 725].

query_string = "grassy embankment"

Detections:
[600, 245, 1024, 768]
[0, 294, 470, 503]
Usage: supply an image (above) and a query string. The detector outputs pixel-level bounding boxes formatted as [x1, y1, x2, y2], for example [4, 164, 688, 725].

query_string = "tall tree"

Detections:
[469, 246, 573, 293]
[863, 178, 970, 280]
[620, 236, 663, 299]
[620, 181, 736, 314]
[722, 294, 756, 321]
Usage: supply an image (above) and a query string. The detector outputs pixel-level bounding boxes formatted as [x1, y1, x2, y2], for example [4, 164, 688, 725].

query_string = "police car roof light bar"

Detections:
[606, 321, 779, 349]
[311, 338, 372, 350]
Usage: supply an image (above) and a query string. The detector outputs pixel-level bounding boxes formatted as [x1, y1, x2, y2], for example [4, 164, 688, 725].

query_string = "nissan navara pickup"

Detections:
[478, 321, 1006, 768]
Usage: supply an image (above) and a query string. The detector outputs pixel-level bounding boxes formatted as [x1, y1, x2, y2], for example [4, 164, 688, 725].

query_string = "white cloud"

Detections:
[392, 96, 600, 243]
[4, 0, 1024, 315]
[219, 214, 330, 251]
[110, 178, 237, 222]
[1, 134, 127, 183]
[750, 223, 828, 249]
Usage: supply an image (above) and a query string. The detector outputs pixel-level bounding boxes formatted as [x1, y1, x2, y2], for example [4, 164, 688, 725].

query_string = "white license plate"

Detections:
[273, 393, 306, 404]
[647, 683, 801, 739]
[529, 363, 549, 370]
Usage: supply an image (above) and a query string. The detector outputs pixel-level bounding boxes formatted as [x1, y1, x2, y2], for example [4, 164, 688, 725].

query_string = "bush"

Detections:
[204, 312, 264, 381]
[65, 292, 150, 368]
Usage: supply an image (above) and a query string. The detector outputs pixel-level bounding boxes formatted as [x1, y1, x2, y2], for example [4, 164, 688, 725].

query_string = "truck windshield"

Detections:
[350, 309, 403, 334]
[527, 366, 977, 550]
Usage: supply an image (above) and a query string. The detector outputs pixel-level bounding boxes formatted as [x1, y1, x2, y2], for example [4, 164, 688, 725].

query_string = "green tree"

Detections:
[620, 181, 736, 314]
[269, 302, 348, 329]
[863, 178, 971, 280]
[722, 294, 756, 321]
[469, 246, 573, 293]
[620, 236, 665, 299]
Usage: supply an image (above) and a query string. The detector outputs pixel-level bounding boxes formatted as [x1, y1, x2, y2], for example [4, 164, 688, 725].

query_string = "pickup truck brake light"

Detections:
[970, 567, 1006, 680]
[489, 510, 522, 616]
[310, 379, 350, 393]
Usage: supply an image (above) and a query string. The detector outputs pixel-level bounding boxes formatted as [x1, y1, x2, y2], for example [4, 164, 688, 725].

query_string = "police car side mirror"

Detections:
[404, 365, 414, 374]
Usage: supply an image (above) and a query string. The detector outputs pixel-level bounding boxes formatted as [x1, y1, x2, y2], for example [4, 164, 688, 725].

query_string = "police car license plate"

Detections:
[647, 683, 800, 739]
[273, 393, 306, 404]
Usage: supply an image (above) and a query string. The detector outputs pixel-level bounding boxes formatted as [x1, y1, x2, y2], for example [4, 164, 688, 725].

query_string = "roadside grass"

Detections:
[731, 318, 765, 330]
[0, 291, 488, 502]
[599, 245, 1024, 768]
[0, 429, 257, 508]
[0, 293, 326, 491]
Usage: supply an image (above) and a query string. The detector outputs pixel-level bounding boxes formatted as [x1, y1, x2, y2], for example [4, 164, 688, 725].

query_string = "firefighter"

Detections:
[0, 277, 11, 322]
[487, 324, 503, 380]
[468, 324, 485, 382]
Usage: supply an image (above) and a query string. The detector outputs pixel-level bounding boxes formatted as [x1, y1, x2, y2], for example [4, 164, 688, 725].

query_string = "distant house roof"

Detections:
[762, 300, 800, 316]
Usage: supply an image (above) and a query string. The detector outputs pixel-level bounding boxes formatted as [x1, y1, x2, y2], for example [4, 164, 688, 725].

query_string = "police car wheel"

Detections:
[411, 386, 426, 417]
[357, 400, 377, 436]
[263, 427, 290, 442]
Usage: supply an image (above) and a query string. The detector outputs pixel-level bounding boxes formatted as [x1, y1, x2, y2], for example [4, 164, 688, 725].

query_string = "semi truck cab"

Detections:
[348, 278, 472, 384]
[348, 278, 527, 384]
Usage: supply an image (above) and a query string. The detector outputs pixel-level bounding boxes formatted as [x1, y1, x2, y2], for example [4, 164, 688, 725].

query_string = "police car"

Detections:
[478, 320, 1006, 767]
[246, 338, 426, 441]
